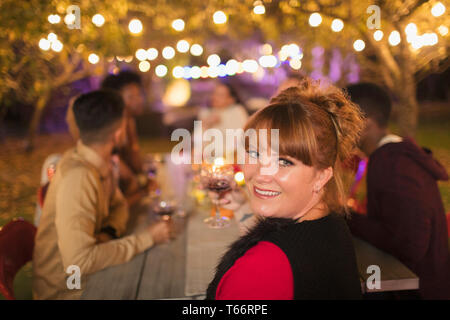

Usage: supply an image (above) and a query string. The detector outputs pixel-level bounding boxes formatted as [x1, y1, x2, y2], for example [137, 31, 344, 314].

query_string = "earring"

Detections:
[314, 185, 320, 193]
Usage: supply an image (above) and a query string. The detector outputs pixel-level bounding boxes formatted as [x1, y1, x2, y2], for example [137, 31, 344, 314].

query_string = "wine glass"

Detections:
[152, 197, 177, 221]
[200, 162, 234, 228]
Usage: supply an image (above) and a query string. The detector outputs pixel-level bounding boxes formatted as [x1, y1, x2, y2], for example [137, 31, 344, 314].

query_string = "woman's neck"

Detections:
[295, 201, 329, 223]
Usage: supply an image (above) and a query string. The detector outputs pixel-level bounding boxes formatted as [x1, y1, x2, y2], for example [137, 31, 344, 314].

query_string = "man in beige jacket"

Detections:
[32, 90, 170, 299]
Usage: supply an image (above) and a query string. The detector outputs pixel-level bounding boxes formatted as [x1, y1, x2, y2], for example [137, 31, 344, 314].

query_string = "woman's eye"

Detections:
[247, 150, 259, 159]
[279, 158, 293, 167]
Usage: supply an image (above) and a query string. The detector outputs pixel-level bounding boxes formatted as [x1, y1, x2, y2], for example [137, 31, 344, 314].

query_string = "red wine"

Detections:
[153, 202, 175, 216]
[206, 179, 231, 194]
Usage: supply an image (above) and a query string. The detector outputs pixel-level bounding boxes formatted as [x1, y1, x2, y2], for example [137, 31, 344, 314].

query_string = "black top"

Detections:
[207, 213, 362, 300]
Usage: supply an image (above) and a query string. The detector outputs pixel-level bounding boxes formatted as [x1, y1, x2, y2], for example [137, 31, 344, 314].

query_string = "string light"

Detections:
[135, 49, 148, 61]
[64, 13, 76, 25]
[162, 46, 175, 59]
[353, 39, 365, 51]
[388, 31, 401, 46]
[200, 66, 209, 78]
[207, 66, 219, 78]
[92, 14, 105, 27]
[289, 58, 302, 70]
[309, 13, 322, 27]
[213, 11, 227, 24]
[88, 53, 100, 64]
[173, 66, 184, 78]
[48, 14, 61, 24]
[176, 40, 190, 53]
[242, 59, 258, 73]
[139, 61, 151, 72]
[253, 4, 266, 15]
[147, 48, 158, 60]
[155, 65, 168, 77]
[47, 33, 57, 42]
[331, 19, 344, 32]
[191, 66, 201, 79]
[225, 59, 239, 76]
[183, 66, 192, 79]
[431, 2, 446, 17]
[207, 54, 221, 67]
[373, 30, 384, 41]
[128, 19, 143, 34]
[190, 44, 203, 56]
[51, 40, 63, 52]
[258, 55, 277, 68]
[405, 23, 418, 42]
[260, 43, 272, 55]
[172, 19, 185, 31]
[39, 38, 51, 51]
[286, 43, 300, 57]
[438, 25, 448, 36]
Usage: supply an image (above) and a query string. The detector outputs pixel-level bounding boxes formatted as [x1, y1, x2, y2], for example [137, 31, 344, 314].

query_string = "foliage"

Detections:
[0, 0, 448, 140]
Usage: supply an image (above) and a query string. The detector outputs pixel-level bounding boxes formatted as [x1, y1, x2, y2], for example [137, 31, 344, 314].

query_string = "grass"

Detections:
[0, 116, 449, 299]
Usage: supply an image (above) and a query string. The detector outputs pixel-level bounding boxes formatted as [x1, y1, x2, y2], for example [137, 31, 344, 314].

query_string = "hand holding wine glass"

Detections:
[200, 161, 234, 228]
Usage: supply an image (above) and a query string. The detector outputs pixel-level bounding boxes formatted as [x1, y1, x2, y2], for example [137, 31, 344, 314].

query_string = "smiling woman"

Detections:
[207, 78, 365, 300]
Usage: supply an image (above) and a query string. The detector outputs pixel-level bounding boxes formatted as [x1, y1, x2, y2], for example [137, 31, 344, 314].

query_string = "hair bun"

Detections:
[271, 78, 364, 162]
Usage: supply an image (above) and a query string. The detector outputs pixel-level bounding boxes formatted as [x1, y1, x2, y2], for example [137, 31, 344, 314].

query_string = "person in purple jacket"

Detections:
[346, 83, 450, 299]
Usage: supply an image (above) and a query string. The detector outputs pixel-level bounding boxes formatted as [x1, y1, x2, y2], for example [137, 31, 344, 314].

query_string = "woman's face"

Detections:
[211, 84, 235, 109]
[243, 147, 325, 220]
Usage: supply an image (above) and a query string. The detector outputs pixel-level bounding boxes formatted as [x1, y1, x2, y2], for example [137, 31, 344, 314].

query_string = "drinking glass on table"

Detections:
[200, 162, 234, 228]
[152, 197, 177, 221]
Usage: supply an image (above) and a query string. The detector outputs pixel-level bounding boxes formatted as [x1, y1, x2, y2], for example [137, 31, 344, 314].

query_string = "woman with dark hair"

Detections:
[199, 82, 248, 132]
[206, 78, 364, 300]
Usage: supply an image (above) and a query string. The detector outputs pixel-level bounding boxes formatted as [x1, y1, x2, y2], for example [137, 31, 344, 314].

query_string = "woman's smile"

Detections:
[253, 185, 282, 199]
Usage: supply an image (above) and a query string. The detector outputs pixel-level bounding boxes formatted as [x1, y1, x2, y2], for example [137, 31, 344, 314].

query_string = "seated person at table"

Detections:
[101, 71, 153, 200]
[206, 78, 364, 299]
[32, 90, 171, 300]
[345, 83, 450, 299]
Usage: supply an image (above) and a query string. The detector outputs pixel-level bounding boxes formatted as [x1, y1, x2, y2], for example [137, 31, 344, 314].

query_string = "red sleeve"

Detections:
[215, 241, 294, 300]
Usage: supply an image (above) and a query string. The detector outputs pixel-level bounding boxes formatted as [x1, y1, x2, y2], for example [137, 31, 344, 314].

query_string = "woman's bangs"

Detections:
[244, 103, 318, 166]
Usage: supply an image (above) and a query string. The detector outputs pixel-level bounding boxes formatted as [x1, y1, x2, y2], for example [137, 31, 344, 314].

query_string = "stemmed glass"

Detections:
[200, 162, 234, 228]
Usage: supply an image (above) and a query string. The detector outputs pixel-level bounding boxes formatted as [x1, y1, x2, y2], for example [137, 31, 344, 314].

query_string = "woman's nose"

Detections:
[254, 161, 276, 184]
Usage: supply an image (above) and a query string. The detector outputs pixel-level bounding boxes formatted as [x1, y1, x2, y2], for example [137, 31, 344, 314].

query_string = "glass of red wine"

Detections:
[200, 162, 234, 228]
[152, 198, 176, 221]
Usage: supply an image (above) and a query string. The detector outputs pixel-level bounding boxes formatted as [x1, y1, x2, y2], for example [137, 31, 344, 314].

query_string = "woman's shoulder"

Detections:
[215, 241, 293, 300]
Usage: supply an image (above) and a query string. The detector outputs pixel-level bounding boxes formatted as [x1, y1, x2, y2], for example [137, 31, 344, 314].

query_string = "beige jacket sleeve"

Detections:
[104, 186, 129, 237]
[54, 167, 154, 275]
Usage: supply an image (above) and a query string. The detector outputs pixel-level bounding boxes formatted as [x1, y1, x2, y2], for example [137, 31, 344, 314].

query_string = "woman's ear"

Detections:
[315, 167, 333, 191]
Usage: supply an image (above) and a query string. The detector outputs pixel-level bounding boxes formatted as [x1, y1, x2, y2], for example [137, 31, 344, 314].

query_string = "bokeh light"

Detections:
[309, 13, 322, 27]
[353, 39, 365, 51]
[213, 11, 227, 24]
[331, 19, 344, 32]
[172, 19, 185, 31]
[128, 19, 143, 34]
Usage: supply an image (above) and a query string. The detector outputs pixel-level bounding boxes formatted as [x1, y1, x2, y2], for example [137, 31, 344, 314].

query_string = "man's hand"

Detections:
[147, 220, 172, 244]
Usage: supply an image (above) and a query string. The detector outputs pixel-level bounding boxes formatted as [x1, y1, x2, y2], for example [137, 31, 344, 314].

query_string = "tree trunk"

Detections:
[394, 38, 419, 140]
[395, 82, 419, 139]
[25, 93, 49, 152]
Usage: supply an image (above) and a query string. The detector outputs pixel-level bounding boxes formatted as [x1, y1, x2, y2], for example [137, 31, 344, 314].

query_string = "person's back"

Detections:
[32, 90, 169, 299]
[346, 83, 450, 299]
[358, 138, 450, 298]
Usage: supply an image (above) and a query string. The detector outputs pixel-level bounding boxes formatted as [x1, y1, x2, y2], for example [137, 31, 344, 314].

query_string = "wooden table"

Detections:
[82, 156, 419, 299]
